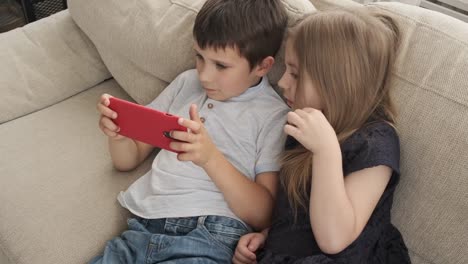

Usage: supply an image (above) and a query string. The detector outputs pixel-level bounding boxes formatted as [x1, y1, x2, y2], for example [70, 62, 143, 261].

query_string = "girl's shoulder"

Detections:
[342, 121, 400, 176]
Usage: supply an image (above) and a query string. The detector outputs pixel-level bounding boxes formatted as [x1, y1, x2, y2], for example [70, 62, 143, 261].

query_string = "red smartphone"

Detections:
[108, 97, 187, 152]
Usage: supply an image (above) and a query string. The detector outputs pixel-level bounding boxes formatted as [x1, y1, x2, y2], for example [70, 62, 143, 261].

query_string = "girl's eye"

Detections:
[216, 63, 227, 70]
[290, 72, 298, 79]
[195, 54, 203, 60]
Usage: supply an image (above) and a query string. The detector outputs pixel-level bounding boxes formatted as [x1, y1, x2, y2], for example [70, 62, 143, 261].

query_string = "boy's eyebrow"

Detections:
[193, 48, 233, 66]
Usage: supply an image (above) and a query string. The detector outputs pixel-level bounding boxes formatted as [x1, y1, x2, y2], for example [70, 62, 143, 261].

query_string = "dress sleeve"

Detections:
[342, 122, 400, 177]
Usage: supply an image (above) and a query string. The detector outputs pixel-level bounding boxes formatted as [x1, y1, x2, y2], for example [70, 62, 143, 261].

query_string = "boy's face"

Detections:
[194, 42, 262, 101]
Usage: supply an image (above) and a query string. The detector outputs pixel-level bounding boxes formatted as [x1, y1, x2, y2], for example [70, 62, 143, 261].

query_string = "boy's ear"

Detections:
[254, 56, 275, 77]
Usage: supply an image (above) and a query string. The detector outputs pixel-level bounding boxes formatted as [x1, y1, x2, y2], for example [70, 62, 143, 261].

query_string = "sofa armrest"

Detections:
[0, 10, 111, 124]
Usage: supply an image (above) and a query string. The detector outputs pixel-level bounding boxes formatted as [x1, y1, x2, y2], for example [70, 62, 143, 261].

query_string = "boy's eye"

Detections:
[195, 54, 203, 60]
[215, 63, 227, 70]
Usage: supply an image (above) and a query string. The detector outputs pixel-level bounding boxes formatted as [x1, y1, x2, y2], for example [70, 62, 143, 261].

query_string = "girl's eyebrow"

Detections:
[287, 62, 298, 69]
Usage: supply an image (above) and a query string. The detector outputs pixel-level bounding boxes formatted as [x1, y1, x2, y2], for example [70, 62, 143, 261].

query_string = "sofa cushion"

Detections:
[68, 0, 316, 105]
[0, 79, 154, 264]
[0, 11, 110, 124]
[313, 1, 468, 263]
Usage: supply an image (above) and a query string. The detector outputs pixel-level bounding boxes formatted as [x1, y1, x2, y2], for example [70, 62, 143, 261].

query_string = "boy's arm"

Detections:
[170, 105, 282, 230]
[109, 137, 154, 171]
[203, 154, 278, 230]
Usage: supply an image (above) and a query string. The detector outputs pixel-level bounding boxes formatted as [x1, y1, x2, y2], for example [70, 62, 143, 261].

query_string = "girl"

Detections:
[233, 8, 411, 264]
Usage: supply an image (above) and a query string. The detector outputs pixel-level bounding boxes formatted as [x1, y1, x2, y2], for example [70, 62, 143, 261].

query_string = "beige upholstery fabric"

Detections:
[68, 0, 316, 105]
[0, 79, 155, 264]
[0, 11, 110, 124]
[373, 4, 468, 264]
[313, 1, 468, 263]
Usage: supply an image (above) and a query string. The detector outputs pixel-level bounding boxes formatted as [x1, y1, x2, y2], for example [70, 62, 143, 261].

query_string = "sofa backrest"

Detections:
[311, 1, 468, 264]
[68, 0, 316, 105]
[0, 11, 110, 124]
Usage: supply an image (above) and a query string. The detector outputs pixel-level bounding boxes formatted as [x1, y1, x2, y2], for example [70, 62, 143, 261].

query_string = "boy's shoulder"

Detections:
[174, 69, 199, 83]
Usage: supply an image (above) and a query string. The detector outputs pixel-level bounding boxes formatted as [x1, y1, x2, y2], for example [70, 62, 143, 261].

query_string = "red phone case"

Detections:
[108, 97, 187, 152]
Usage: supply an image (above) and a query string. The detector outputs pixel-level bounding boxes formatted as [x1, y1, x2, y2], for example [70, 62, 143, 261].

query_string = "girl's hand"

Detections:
[169, 104, 218, 167]
[232, 232, 266, 264]
[97, 93, 125, 140]
[284, 108, 338, 154]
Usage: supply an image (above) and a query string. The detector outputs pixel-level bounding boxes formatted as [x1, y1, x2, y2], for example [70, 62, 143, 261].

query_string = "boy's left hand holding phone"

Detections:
[97, 94, 187, 153]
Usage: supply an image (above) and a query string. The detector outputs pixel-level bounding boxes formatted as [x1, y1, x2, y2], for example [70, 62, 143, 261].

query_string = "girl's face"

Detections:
[278, 39, 323, 110]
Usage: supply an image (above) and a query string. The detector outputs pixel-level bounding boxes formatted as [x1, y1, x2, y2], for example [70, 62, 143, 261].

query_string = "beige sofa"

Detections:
[0, 0, 467, 263]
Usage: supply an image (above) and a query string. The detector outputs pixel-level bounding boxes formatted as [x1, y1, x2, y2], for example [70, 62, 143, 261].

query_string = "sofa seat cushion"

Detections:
[0, 79, 155, 264]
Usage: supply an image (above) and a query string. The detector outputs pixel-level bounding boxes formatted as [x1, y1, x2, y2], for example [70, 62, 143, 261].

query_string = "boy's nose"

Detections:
[198, 65, 214, 83]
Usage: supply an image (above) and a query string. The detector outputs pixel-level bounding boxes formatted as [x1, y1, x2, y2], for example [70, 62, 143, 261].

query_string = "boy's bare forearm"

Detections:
[108, 137, 143, 171]
[202, 150, 275, 230]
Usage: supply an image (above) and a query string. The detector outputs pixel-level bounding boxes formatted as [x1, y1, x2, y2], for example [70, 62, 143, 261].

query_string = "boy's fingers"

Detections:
[189, 104, 201, 122]
[97, 103, 117, 119]
[170, 142, 192, 153]
[100, 117, 119, 132]
[100, 93, 113, 106]
[178, 118, 201, 133]
[169, 131, 195, 143]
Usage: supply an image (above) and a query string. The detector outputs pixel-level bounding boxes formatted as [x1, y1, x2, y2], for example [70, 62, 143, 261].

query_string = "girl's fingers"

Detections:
[178, 118, 201, 133]
[239, 246, 257, 260]
[295, 108, 309, 118]
[284, 124, 301, 139]
[233, 251, 255, 264]
[286, 111, 304, 129]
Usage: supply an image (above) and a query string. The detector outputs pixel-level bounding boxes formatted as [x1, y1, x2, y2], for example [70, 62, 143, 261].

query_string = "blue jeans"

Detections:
[89, 215, 249, 264]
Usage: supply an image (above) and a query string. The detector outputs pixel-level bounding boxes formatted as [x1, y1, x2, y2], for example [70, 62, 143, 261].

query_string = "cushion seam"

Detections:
[392, 72, 468, 108]
[170, 0, 202, 13]
[370, 4, 468, 48]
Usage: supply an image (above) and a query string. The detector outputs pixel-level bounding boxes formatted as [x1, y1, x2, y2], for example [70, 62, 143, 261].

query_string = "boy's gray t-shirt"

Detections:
[118, 69, 289, 223]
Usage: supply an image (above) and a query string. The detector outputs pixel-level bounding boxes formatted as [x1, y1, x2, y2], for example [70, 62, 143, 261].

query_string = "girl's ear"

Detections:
[254, 56, 275, 77]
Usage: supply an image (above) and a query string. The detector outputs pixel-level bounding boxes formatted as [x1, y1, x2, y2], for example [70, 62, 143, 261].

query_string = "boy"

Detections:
[93, 0, 288, 263]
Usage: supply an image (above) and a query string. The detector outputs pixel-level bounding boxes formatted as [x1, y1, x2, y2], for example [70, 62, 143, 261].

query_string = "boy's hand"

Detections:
[232, 232, 266, 264]
[97, 93, 125, 140]
[169, 104, 218, 167]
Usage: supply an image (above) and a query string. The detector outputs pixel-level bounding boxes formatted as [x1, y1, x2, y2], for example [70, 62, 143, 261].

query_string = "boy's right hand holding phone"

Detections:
[97, 93, 125, 140]
[232, 232, 267, 264]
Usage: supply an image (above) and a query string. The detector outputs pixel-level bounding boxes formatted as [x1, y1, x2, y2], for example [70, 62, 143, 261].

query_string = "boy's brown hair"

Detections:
[193, 0, 288, 70]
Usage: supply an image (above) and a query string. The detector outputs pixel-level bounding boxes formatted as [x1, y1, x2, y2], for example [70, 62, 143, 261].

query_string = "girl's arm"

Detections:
[285, 108, 391, 254]
[310, 143, 391, 254]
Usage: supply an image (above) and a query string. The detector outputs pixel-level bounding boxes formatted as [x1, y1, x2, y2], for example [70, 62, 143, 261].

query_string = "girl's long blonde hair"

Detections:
[280, 8, 401, 213]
